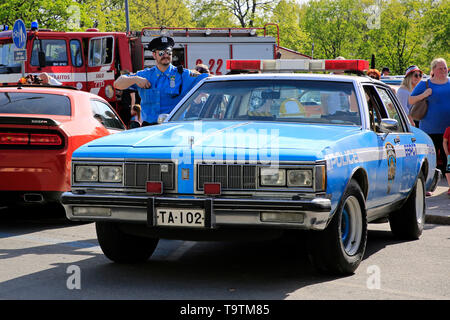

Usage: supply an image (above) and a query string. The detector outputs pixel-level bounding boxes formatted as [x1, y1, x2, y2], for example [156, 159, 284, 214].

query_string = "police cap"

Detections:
[148, 36, 175, 51]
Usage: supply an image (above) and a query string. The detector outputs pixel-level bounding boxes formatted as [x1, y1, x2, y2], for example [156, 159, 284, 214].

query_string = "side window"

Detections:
[89, 37, 113, 67]
[376, 87, 406, 132]
[31, 39, 68, 66]
[90, 100, 125, 130]
[363, 85, 385, 132]
[70, 40, 83, 67]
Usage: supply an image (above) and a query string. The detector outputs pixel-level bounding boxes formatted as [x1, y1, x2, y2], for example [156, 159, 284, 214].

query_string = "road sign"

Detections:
[14, 49, 27, 62]
[13, 19, 27, 49]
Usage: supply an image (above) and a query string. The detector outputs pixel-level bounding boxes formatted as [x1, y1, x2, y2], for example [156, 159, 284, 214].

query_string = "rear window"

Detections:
[0, 92, 71, 116]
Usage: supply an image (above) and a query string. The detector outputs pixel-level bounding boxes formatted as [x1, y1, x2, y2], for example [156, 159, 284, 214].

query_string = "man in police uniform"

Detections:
[114, 36, 209, 125]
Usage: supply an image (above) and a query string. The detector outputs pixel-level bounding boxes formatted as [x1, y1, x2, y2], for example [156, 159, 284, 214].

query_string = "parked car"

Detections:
[0, 85, 125, 212]
[62, 60, 440, 275]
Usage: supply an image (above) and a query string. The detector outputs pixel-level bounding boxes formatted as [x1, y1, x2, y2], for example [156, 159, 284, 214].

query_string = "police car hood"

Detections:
[80, 121, 360, 158]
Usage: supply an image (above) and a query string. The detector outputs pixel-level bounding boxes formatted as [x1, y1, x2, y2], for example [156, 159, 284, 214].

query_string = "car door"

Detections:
[376, 86, 417, 196]
[363, 85, 404, 207]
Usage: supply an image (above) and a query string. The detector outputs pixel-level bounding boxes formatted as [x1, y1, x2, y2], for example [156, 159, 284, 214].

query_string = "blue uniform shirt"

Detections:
[127, 65, 208, 123]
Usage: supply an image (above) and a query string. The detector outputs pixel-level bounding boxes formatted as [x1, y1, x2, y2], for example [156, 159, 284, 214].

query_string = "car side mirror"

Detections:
[378, 118, 398, 140]
[38, 51, 46, 68]
[157, 114, 169, 124]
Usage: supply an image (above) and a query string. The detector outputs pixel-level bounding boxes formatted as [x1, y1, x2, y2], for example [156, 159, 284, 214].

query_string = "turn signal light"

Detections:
[0, 132, 64, 147]
[0, 132, 28, 144]
[204, 182, 221, 195]
[29, 133, 62, 145]
[146, 181, 163, 195]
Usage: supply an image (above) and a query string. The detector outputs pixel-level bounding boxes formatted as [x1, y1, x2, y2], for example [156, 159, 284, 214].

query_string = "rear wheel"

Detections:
[96, 222, 159, 263]
[308, 180, 367, 275]
[389, 172, 425, 240]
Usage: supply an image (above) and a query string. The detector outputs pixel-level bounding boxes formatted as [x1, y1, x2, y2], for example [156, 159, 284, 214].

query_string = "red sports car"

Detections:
[0, 85, 125, 211]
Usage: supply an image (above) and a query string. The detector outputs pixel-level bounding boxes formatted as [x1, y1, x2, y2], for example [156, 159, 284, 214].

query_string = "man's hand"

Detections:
[135, 77, 151, 89]
[114, 75, 151, 90]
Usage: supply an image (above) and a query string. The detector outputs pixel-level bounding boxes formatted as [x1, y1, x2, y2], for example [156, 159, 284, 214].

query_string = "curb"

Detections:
[426, 214, 450, 226]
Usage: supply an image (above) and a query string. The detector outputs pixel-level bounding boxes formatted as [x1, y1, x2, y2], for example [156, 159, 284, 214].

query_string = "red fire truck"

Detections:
[0, 24, 288, 109]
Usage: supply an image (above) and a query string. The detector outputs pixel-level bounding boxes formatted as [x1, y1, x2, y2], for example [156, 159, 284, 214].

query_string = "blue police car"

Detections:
[62, 59, 440, 275]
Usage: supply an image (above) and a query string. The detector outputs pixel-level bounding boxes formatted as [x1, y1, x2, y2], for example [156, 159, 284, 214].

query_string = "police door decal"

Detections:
[385, 142, 396, 194]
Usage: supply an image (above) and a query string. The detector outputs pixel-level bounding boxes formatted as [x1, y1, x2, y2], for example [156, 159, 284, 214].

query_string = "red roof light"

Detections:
[325, 59, 369, 72]
[227, 60, 261, 71]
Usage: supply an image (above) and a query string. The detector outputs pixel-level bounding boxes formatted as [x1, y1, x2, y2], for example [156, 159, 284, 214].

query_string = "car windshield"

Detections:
[0, 92, 71, 116]
[171, 80, 361, 125]
[0, 42, 21, 74]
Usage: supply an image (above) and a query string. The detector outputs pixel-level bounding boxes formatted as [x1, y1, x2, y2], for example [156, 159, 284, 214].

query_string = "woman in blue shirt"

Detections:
[410, 58, 450, 175]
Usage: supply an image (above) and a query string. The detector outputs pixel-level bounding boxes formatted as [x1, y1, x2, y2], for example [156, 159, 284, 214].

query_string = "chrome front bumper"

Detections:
[62, 192, 332, 231]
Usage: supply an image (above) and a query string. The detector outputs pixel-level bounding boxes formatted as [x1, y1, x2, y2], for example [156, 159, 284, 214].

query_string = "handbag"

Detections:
[409, 80, 429, 121]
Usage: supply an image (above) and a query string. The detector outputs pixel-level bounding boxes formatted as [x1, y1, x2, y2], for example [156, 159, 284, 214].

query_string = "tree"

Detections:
[0, 0, 79, 30]
[268, 0, 310, 53]
[301, 0, 367, 59]
[129, 0, 193, 30]
[189, 0, 237, 27]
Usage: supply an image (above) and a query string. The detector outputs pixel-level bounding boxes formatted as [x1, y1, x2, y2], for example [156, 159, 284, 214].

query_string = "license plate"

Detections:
[155, 208, 205, 228]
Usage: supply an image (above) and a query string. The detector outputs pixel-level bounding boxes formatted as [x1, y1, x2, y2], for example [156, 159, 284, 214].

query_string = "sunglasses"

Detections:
[155, 49, 172, 57]
[413, 73, 422, 78]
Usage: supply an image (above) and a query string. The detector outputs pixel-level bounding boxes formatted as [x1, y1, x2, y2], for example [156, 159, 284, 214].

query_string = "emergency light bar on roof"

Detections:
[226, 59, 369, 73]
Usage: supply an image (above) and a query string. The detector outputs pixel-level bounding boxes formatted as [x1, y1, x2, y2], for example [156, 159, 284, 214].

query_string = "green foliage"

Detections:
[2, 0, 447, 75]
[270, 0, 310, 53]
[0, 0, 79, 30]
[129, 0, 193, 30]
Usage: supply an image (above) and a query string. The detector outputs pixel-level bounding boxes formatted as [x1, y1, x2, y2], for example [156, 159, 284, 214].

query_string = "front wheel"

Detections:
[389, 172, 426, 240]
[308, 180, 367, 275]
[96, 222, 159, 263]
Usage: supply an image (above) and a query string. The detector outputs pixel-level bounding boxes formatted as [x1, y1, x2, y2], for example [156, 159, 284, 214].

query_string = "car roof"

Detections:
[0, 85, 105, 100]
[205, 73, 384, 85]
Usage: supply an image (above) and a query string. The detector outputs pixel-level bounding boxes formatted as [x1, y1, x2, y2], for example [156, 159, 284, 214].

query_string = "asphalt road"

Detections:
[0, 208, 449, 301]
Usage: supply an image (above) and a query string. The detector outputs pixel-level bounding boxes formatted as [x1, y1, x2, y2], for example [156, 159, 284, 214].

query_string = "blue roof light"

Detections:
[0, 25, 8, 31]
[31, 21, 38, 30]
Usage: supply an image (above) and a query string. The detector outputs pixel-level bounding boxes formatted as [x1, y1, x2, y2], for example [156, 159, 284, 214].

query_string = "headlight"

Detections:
[99, 166, 122, 183]
[260, 168, 286, 186]
[75, 165, 98, 182]
[105, 85, 114, 99]
[287, 169, 312, 187]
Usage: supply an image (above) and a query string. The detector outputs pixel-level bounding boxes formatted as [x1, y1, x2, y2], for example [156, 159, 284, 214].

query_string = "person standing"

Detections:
[443, 126, 450, 196]
[114, 36, 209, 125]
[367, 69, 381, 80]
[396, 65, 423, 126]
[409, 58, 450, 177]
[130, 104, 142, 125]
[381, 67, 390, 78]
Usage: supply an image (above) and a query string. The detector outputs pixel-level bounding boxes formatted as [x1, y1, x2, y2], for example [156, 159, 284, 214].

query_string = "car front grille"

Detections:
[197, 164, 257, 190]
[124, 161, 175, 190]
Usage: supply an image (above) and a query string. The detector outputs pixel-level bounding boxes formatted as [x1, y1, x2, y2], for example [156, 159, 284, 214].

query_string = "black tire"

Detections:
[308, 180, 367, 275]
[96, 222, 159, 263]
[389, 172, 426, 240]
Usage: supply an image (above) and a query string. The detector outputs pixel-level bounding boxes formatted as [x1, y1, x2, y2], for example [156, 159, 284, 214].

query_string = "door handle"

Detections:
[411, 137, 416, 142]
[394, 137, 400, 144]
